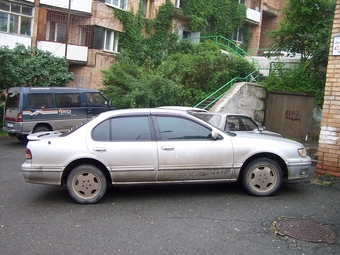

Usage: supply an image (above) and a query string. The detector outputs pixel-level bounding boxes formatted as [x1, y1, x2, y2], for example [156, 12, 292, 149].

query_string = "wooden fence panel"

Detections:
[265, 91, 316, 141]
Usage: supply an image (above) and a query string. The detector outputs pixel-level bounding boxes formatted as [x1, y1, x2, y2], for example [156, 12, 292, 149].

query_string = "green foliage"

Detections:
[268, 0, 335, 68]
[114, 1, 177, 66]
[102, 41, 255, 108]
[262, 61, 325, 105]
[265, 0, 335, 105]
[103, 1, 252, 108]
[181, 0, 246, 38]
[0, 44, 73, 91]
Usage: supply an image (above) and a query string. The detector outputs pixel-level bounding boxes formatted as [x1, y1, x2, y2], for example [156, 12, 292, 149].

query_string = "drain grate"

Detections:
[275, 218, 336, 244]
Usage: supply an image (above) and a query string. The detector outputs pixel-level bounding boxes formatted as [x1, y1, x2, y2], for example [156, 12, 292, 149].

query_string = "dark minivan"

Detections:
[3, 87, 114, 142]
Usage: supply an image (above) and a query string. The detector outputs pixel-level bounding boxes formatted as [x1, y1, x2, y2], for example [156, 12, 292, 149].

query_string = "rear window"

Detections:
[28, 94, 53, 109]
[5, 93, 20, 109]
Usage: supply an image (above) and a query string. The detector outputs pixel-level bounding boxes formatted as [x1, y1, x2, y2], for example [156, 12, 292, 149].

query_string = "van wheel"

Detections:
[33, 126, 50, 133]
[67, 165, 107, 204]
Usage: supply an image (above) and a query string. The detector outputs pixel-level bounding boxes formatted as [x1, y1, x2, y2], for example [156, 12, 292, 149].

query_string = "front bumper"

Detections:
[286, 157, 312, 180]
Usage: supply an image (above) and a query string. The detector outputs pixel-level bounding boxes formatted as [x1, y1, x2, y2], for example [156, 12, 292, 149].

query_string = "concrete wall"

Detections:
[209, 82, 267, 125]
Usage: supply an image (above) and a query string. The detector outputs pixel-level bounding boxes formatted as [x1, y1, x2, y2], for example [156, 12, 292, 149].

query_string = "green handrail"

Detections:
[192, 36, 260, 109]
[194, 69, 260, 109]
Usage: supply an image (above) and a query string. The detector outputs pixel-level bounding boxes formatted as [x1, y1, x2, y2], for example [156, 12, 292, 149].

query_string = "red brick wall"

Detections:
[315, 0, 340, 178]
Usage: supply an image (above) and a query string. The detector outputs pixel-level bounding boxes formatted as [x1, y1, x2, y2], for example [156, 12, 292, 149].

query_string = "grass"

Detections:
[0, 128, 7, 136]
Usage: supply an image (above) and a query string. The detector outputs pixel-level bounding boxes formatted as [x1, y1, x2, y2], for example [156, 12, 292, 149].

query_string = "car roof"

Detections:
[157, 106, 208, 112]
[97, 108, 203, 117]
[191, 112, 252, 117]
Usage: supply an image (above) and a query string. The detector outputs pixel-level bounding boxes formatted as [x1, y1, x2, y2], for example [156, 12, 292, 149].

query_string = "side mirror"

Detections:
[258, 126, 266, 132]
[211, 130, 219, 139]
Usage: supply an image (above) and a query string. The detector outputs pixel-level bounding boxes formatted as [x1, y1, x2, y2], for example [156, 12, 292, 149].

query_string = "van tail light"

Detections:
[25, 148, 32, 159]
[17, 113, 23, 122]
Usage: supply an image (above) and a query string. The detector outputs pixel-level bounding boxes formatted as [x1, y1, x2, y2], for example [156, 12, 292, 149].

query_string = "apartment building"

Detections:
[0, 0, 285, 89]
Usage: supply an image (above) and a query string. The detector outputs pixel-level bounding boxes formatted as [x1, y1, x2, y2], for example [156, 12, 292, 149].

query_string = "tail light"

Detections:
[25, 148, 32, 159]
[17, 113, 23, 122]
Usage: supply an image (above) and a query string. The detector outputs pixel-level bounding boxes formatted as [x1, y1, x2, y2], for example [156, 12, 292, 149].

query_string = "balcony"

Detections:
[40, 0, 92, 14]
[246, 8, 261, 25]
[37, 41, 88, 64]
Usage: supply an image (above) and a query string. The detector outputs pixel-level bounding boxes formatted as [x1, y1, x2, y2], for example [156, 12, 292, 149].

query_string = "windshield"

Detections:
[60, 115, 97, 137]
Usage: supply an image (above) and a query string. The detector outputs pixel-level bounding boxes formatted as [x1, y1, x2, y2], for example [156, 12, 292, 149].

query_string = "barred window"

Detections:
[45, 10, 91, 46]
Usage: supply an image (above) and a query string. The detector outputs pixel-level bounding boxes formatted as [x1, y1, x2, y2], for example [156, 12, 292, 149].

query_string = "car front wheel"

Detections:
[67, 164, 107, 204]
[242, 158, 283, 196]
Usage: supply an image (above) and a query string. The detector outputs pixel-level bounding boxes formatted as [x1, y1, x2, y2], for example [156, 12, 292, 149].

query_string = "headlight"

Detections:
[298, 148, 307, 157]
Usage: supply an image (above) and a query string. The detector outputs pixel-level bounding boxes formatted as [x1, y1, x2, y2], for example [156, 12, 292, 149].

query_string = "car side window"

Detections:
[55, 93, 81, 108]
[92, 116, 151, 141]
[226, 116, 239, 131]
[156, 116, 211, 140]
[28, 94, 53, 109]
[86, 92, 108, 106]
[240, 116, 258, 131]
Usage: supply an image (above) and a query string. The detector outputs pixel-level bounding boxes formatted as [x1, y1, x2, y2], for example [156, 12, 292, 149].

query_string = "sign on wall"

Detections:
[332, 36, 340, 55]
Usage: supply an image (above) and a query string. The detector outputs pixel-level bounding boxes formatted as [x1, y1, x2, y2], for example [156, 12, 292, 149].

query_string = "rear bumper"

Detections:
[21, 162, 64, 185]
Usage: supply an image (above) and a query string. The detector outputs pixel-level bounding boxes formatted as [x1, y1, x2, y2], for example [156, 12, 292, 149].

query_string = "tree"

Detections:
[268, 0, 336, 68]
[0, 44, 73, 91]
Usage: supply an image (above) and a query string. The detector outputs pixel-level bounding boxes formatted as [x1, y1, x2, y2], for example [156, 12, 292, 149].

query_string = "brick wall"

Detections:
[315, 0, 340, 178]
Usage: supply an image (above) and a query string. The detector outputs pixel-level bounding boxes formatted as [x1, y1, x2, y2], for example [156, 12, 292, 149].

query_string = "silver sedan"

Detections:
[22, 108, 311, 204]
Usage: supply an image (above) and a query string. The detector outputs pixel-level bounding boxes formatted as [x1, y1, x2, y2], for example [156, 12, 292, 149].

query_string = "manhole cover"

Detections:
[275, 218, 336, 244]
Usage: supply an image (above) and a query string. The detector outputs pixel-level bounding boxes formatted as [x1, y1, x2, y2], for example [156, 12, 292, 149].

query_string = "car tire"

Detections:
[67, 164, 107, 204]
[16, 135, 28, 143]
[242, 158, 283, 196]
[33, 126, 50, 133]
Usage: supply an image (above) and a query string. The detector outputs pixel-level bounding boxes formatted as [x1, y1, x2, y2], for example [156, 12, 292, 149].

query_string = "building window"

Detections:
[104, 29, 118, 52]
[46, 21, 67, 43]
[142, 0, 154, 18]
[175, 0, 181, 8]
[239, 0, 246, 4]
[45, 10, 91, 46]
[233, 28, 243, 43]
[0, 1, 32, 36]
[105, 0, 128, 10]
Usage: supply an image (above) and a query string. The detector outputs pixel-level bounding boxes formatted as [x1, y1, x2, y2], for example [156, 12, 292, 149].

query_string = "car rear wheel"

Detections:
[67, 164, 107, 204]
[33, 125, 50, 133]
[242, 158, 283, 196]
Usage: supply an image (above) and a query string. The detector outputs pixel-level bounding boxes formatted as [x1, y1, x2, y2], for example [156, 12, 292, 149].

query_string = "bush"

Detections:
[102, 41, 255, 108]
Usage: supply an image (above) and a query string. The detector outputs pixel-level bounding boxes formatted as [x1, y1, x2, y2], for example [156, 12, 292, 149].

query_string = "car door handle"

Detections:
[93, 147, 107, 152]
[161, 146, 174, 151]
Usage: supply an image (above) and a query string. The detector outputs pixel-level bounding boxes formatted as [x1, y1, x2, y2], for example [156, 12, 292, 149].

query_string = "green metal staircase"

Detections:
[193, 36, 261, 110]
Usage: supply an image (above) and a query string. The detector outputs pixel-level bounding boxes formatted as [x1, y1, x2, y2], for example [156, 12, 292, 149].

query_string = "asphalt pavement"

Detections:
[0, 137, 339, 255]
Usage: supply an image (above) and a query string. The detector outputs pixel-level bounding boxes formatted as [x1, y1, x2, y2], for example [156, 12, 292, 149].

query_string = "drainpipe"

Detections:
[65, 0, 71, 59]
[31, 0, 40, 54]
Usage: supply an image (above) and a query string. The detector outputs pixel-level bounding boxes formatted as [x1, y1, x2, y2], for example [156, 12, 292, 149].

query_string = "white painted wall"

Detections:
[0, 34, 31, 49]
[40, 0, 92, 13]
[37, 41, 88, 62]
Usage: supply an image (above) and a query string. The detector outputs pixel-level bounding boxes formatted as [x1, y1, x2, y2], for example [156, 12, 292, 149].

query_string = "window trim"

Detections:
[103, 29, 118, 52]
[105, 0, 128, 10]
[233, 28, 243, 43]
[142, 0, 154, 19]
[0, 2, 33, 36]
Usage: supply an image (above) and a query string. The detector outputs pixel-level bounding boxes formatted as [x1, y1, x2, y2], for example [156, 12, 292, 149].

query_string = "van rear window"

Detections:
[28, 94, 53, 109]
[5, 93, 20, 109]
